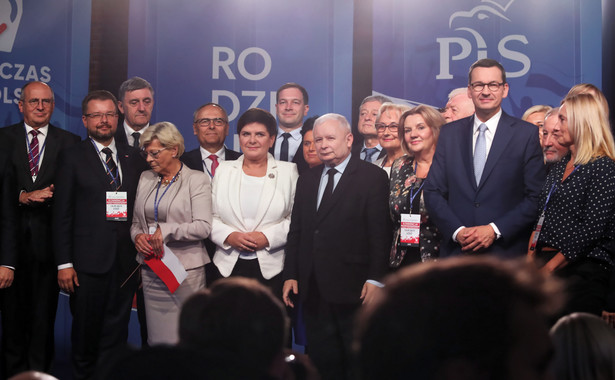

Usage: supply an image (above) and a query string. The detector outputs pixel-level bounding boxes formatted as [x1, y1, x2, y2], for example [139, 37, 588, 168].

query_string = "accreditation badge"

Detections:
[106, 191, 128, 221]
[400, 213, 420, 247]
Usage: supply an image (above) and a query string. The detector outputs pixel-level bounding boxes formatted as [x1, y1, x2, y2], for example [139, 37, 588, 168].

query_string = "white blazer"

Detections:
[210, 154, 298, 279]
[131, 166, 212, 270]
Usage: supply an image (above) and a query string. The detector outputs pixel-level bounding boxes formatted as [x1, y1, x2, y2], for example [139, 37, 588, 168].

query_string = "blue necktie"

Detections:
[473, 123, 487, 185]
[280, 133, 291, 161]
[364, 147, 378, 163]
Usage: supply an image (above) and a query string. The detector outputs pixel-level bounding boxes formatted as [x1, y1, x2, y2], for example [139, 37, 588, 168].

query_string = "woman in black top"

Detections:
[529, 93, 615, 315]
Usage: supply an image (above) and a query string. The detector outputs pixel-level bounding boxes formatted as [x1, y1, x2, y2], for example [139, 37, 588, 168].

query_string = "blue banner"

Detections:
[0, 0, 92, 136]
[127, 0, 354, 152]
[372, 0, 602, 115]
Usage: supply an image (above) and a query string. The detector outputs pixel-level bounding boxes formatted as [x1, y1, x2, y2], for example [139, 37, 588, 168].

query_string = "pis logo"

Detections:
[0, 0, 23, 53]
[436, 0, 530, 79]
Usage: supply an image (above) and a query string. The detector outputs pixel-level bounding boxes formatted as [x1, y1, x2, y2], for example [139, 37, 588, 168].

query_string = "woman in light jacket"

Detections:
[210, 108, 298, 299]
[131, 121, 212, 345]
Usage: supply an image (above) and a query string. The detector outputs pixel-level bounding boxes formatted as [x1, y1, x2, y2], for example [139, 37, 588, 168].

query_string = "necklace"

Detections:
[159, 165, 182, 186]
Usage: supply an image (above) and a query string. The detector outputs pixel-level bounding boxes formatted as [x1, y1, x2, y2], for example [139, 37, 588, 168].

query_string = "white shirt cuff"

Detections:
[366, 279, 384, 288]
[489, 223, 501, 239]
[453, 226, 465, 242]
[58, 263, 73, 270]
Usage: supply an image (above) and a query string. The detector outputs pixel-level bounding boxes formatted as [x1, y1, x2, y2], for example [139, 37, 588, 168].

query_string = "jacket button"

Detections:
[474, 203, 480, 208]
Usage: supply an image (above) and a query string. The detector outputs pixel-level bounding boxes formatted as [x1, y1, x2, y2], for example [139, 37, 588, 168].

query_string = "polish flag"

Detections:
[145, 245, 187, 293]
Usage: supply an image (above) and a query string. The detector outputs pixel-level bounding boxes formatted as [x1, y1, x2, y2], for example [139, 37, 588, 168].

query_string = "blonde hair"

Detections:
[522, 105, 552, 122]
[398, 105, 446, 156]
[376, 102, 412, 124]
[562, 93, 615, 165]
[566, 83, 610, 118]
[140, 121, 185, 156]
[550, 312, 615, 380]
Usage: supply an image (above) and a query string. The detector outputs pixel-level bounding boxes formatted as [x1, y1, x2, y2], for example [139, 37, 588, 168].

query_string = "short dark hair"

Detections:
[300, 115, 320, 135]
[192, 102, 229, 123]
[179, 277, 289, 375]
[276, 82, 309, 105]
[355, 257, 562, 380]
[236, 108, 277, 136]
[468, 58, 507, 84]
[118, 76, 154, 102]
[81, 90, 118, 115]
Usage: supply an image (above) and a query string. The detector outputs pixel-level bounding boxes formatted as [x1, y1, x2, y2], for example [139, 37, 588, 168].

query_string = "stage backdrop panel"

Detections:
[372, 0, 602, 115]
[0, 0, 92, 136]
[127, 0, 354, 152]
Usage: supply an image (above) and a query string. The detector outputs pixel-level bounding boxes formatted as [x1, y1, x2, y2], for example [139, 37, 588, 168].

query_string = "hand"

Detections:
[245, 232, 269, 250]
[135, 233, 155, 259]
[460, 225, 496, 252]
[541, 252, 567, 274]
[19, 185, 55, 205]
[225, 232, 258, 252]
[58, 268, 79, 293]
[0, 267, 14, 288]
[282, 280, 298, 308]
[360, 282, 381, 305]
[149, 227, 164, 258]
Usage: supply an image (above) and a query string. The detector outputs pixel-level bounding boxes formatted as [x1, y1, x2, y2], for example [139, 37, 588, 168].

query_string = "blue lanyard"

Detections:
[202, 160, 213, 178]
[89, 138, 121, 189]
[542, 164, 580, 212]
[153, 163, 182, 223]
[25, 128, 47, 173]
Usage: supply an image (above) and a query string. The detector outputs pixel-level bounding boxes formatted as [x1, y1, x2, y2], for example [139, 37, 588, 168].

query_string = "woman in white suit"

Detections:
[211, 108, 298, 298]
[131, 121, 212, 345]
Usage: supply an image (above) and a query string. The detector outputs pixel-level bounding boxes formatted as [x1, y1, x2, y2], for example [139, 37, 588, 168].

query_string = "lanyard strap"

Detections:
[542, 164, 580, 212]
[202, 160, 213, 178]
[153, 163, 182, 223]
[89, 138, 121, 189]
[408, 160, 425, 210]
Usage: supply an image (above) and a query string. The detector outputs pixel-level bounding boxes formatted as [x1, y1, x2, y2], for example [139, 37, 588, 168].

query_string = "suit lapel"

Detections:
[34, 125, 58, 186]
[86, 140, 115, 190]
[226, 158, 248, 231]
[478, 113, 514, 189]
[462, 117, 477, 190]
[252, 157, 277, 228]
[316, 157, 356, 222]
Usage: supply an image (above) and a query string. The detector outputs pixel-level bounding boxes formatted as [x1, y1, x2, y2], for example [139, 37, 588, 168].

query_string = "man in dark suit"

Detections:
[351, 95, 390, 162]
[115, 77, 154, 148]
[53, 90, 146, 380]
[282, 114, 391, 379]
[181, 102, 241, 285]
[270, 83, 309, 174]
[181, 102, 241, 174]
[0, 81, 80, 377]
[424, 58, 545, 258]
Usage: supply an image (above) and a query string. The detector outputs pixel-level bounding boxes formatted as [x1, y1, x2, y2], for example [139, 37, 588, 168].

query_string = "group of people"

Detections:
[0, 57, 614, 380]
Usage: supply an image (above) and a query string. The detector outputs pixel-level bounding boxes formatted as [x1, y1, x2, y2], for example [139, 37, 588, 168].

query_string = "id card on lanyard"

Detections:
[400, 174, 424, 247]
[106, 192, 128, 221]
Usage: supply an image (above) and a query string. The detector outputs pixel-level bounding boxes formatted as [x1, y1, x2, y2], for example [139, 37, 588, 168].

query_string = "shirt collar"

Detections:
[124, 121, 150, 136]
[24, 122, 49, 136]
[321, 153, 352, 177]
[361, 143, 382, 152]
[91, 137, 118, 155]
[473, 109, 502, 134]
[200, 145, 225, 160]
[277, 127, 302, 140]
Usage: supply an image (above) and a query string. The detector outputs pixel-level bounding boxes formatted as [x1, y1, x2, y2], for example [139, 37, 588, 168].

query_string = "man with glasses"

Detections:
[116, 77, 154, 148]
[53, 90, 146, 380]
[0, 81, 80, 377]
[181, 102, 241, 285]
[425, 58, 545, 258]
[352, 95, 391, 162]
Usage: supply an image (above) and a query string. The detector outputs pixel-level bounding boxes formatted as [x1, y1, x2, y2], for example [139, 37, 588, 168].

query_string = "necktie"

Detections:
[102, 147, 121, 190]
[280, 133, 291, 161]
[28, 130, 40, 177]
[474, 123, 488, 185]
[208, 154, 219, 176]
[132, 132, 141, 148]
[364, 147, 378, 163]
[319, 168, 337, 210]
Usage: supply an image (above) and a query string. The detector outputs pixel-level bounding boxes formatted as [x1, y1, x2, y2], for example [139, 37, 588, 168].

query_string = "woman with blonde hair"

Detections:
[388, 105, 446, 267]
[373, 102, 412, 176]
[528, 93, 615, 316]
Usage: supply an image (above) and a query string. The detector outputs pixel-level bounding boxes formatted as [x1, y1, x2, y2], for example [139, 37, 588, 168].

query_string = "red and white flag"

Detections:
[145, 245, 187, 293]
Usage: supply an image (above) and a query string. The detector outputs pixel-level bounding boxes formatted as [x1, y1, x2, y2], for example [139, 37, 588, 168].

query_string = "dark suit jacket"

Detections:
[424, 112, 545, 258]
[181, 146, 242, 172]
[283, 156, 392, 304]
[0, 140, 17, 268]
[0, 123, 81, 266]
[269, 131, 309, 175]
[53, 139, 146, 274]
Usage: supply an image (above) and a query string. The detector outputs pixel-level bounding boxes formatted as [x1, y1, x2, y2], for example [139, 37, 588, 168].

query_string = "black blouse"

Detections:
[537, 153, 615, 267]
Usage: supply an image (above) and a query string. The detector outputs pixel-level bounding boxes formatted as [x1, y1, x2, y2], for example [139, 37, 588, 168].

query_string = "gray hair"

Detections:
[376, 102, 412, 122]
[447, 87, 467, 100]
[118, 77, 154, 102]
[314, 113, 352, 133]
[140, 121, 185, 156]
[360, 95, 392, 107]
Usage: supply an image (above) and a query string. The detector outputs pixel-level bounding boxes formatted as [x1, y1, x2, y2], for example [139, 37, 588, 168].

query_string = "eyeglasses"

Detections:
[140, 148, 167, 159]
[25, 98, 54, 108]
[375, 123, 399, 133]
[84, 112, 119, 120]
[470, 82, 506, 92]
[195, 118, 226, 127]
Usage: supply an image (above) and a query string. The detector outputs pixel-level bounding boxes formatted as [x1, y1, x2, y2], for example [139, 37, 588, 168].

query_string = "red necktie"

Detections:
[209, 154, 219, 176]
[29, 130, 40, 176]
